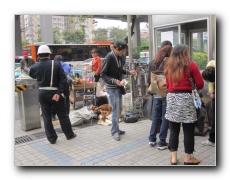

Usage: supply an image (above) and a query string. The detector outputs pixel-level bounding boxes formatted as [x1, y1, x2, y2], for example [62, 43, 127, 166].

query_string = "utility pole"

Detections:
[15, 15, 22, 55]
[40, 15, 53, 43]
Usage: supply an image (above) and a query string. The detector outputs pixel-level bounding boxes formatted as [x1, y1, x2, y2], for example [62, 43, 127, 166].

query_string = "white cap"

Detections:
[37, 45, 51, 54]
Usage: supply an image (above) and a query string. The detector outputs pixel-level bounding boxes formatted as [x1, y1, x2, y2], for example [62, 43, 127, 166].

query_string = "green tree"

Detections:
[92, 28, 108, 41]
[35, 28, 42, 42]
[53, 27, 62, 44]
[63, 29, 85, 44]
[141, 38, 149, 47]
[109, 27, 127, 42]
[22, 40, 29, 46]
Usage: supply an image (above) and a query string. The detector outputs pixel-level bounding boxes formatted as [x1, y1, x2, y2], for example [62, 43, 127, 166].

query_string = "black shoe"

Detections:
[118, 130, 125, 135]
[66, 133, 77, 140]
[49, 140, 57, 144]
[112, 130, 125, 136]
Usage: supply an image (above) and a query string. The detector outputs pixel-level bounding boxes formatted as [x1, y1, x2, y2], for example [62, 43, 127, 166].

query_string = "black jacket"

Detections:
[101, 51, 129, 89]
[29, 58, 67, 95]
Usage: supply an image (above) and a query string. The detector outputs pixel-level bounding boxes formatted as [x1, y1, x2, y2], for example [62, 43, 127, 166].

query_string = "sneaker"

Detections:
[113, 132, 120, 141]
[149, 141, 156, 146]
[202, 139, 215, 146]
[158, 141, 169, 150]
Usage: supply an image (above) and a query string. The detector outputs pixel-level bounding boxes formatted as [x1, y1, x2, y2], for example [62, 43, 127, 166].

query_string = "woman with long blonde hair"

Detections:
[164, 44, 204, 165]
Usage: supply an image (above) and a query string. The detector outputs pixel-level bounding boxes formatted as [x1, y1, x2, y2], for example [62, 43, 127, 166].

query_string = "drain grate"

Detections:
[15, 135, 33, 145]
[32, 132, 47, 139]
[15, 123, 96, 145]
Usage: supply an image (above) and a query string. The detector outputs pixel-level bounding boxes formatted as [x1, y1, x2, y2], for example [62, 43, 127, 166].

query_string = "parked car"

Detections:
[137, 57, 149, 64]
[71, 58, 106, 78]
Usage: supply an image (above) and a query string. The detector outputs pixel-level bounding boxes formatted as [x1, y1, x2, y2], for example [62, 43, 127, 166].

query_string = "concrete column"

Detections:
[208, 15, 216, 60]
[133, 18, 140, 48]
[148, 15, 154, 61]
[40, 15, 53, 43]
[15, 15, 22, 55]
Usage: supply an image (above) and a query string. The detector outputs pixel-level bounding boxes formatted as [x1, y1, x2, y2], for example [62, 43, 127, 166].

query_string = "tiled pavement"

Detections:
[14, 116, 216, 166]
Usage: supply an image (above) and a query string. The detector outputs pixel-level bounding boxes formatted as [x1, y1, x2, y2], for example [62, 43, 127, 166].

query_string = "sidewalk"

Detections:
[14, 116, 216, 166]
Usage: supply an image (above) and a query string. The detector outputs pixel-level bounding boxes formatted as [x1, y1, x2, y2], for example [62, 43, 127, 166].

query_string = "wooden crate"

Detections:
[72, 83, 96, 90]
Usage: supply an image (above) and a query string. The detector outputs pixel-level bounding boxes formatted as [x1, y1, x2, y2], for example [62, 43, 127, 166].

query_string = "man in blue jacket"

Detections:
[101, 40, 137, 141]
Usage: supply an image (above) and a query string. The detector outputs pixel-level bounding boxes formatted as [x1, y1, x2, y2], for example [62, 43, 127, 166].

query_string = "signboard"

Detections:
[161, 31, 173, 45]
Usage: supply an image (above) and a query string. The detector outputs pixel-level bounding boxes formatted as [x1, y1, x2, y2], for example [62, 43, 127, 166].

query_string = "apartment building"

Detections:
[20, 15, 95, 44]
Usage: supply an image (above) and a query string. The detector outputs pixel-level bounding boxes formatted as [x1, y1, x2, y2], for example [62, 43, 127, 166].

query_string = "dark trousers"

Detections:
[39, 90, 74, 142]
[169, 121, 195, 154]
[52, 84, 70, 116]
[209, 98, 215, 143]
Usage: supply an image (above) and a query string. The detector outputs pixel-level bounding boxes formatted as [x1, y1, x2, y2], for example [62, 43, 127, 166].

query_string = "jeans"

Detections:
[148, 97, 169, 143]
[106, 88, 122, 134]
[169, 121, 195, 153]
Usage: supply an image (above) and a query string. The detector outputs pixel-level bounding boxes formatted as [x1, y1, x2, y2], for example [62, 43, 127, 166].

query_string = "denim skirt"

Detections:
[165, 92, 197, 123]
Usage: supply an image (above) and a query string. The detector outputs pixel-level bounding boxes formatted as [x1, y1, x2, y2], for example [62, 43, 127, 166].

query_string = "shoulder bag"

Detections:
[147, 57, 168, 97]
[188, 68, 202, 109]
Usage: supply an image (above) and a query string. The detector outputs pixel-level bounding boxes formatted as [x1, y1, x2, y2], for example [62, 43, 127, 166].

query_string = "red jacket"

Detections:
[166, 61, 204, 92]
[92, 56, 102, 76]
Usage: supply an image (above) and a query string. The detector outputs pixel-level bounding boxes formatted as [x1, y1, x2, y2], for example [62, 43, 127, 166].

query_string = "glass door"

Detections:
[190, 30, 208, 69]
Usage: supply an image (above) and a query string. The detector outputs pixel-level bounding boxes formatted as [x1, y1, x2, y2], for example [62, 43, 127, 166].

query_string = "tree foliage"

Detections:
[53, 27, 62, 44]
[141, 38, 149, 47]
[193, 52, 208, 70]
[92, 28, 108, 41]
[63, 29, 85, 44]
[109, 27, 127, 42]
[35, 28, 42, 42]
[22, 40, 29, 46]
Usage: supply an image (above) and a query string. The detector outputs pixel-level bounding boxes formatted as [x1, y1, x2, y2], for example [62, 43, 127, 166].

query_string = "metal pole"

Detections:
[148, 15, 154, 61]
[127, 15, 133, 108]
[15, 15, 22, 56]
[208, 15, 216, 60]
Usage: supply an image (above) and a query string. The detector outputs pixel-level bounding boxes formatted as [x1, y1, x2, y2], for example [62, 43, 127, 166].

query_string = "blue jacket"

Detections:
[61, 62, 73, 74]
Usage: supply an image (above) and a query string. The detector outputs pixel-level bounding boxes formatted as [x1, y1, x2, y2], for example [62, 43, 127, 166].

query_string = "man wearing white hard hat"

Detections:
[29, 45, 76, 144]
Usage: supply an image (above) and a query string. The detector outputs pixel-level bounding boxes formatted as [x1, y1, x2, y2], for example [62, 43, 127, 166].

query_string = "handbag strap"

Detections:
[50, 60, 54, 87]
[157, 57, 168, 71]
[187, 68, 196, 90]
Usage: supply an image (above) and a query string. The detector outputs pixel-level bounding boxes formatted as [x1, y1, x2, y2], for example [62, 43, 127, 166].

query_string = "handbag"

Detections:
[147, 58, 168, 97]
[124, 112, 139, 123]
[188, 68, 202, 109]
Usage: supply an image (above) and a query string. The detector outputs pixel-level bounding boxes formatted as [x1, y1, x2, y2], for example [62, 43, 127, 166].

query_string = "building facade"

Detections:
[20, 15, 95, 44]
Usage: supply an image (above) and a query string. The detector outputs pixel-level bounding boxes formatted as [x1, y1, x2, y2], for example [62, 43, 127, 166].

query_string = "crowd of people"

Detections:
[20, 40, 215, 165]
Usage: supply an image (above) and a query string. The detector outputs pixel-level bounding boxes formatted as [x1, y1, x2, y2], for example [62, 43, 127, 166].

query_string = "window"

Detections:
[155, 26, 179, 52]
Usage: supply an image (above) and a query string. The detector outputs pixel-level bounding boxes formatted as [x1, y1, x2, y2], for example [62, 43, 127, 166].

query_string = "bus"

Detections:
[21, 43, 111, 62]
